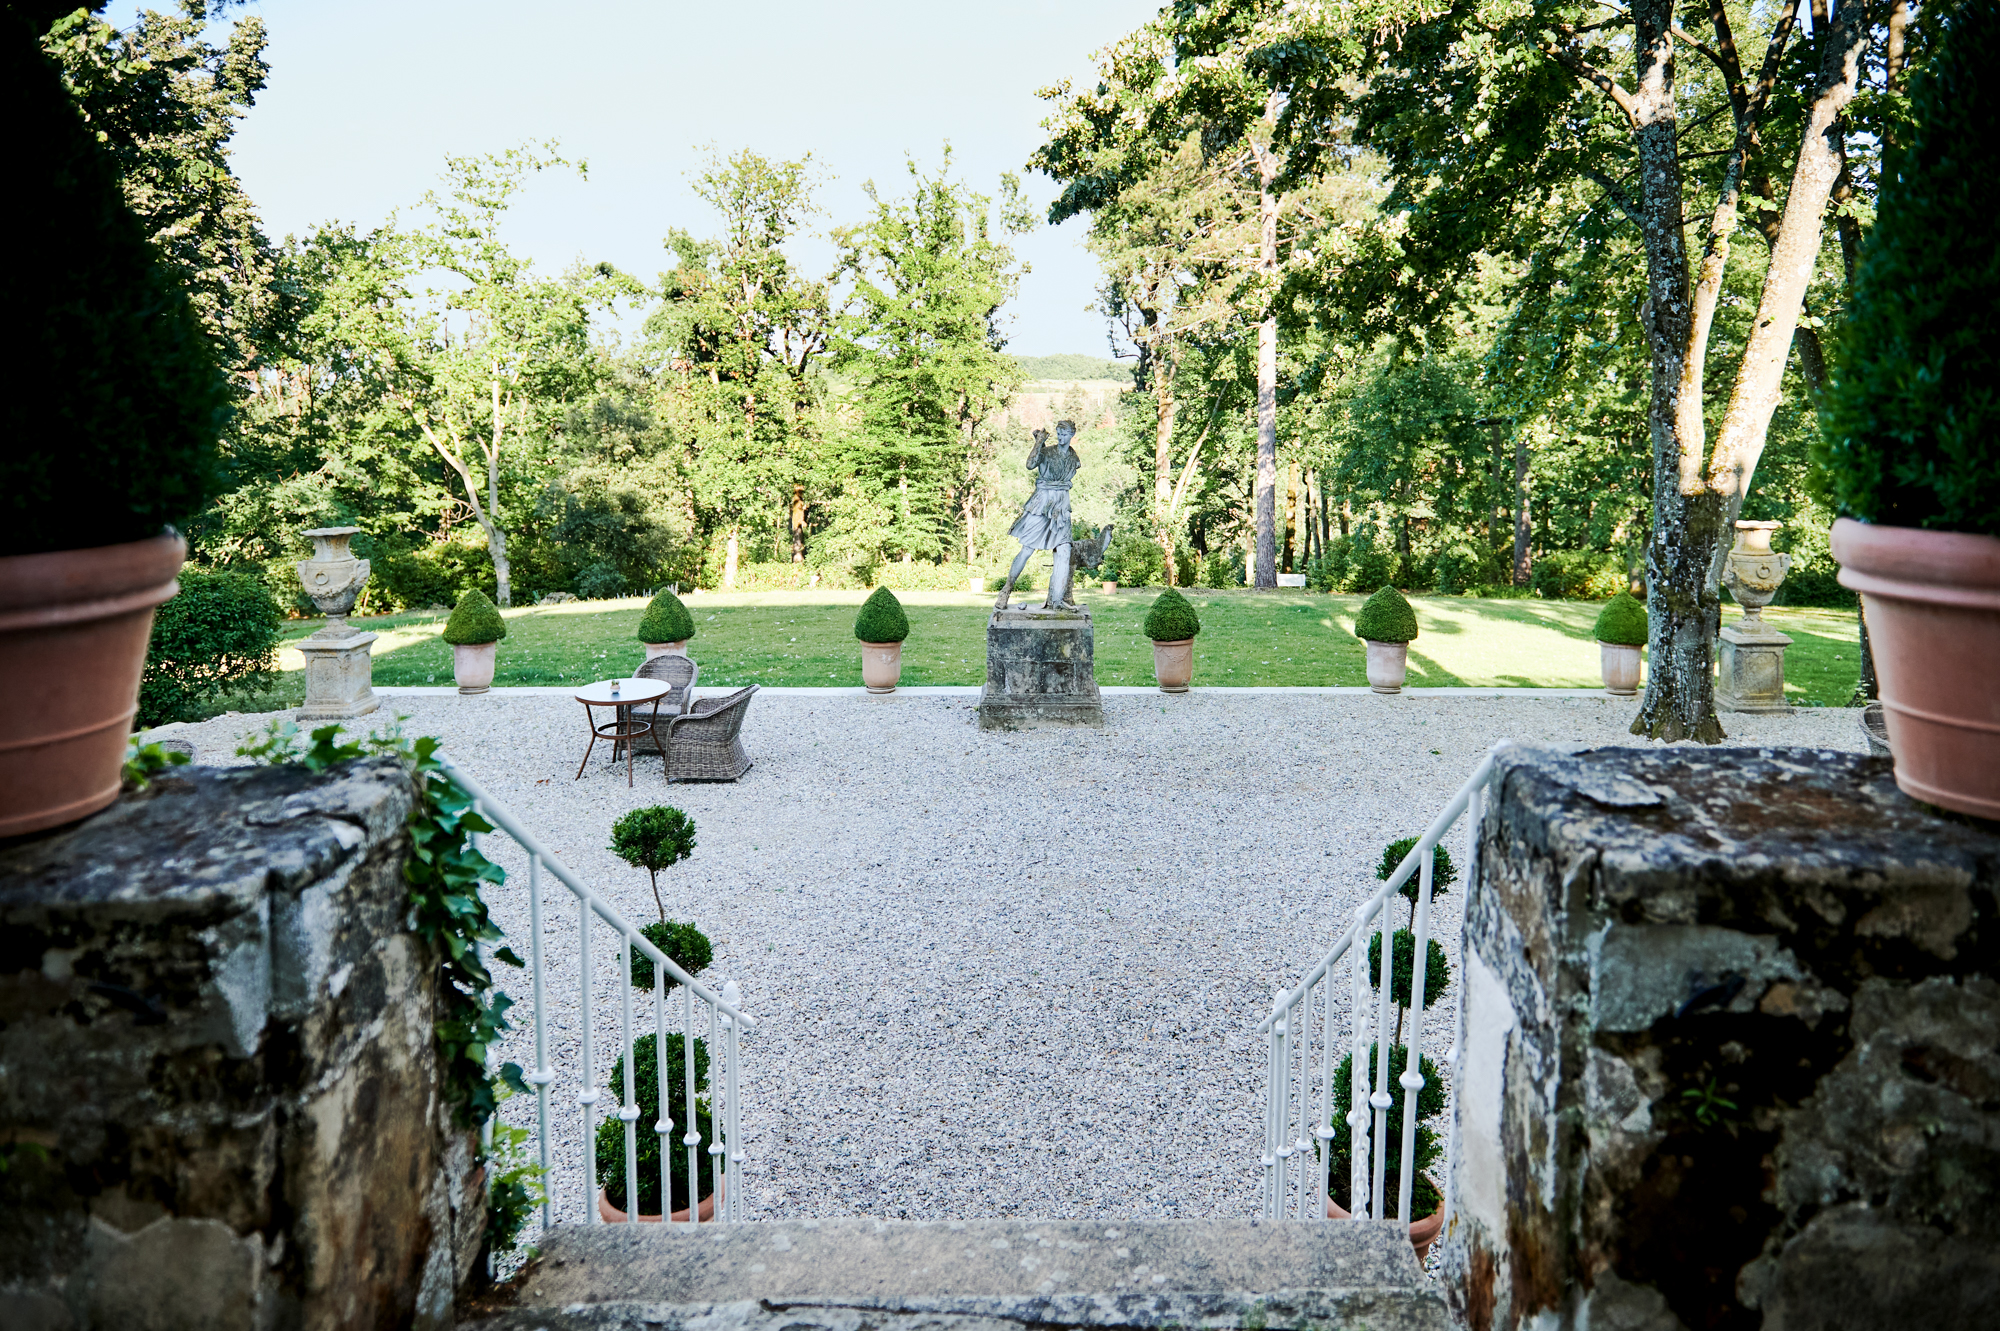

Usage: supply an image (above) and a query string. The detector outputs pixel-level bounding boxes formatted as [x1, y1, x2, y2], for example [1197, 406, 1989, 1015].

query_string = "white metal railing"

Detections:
[1258, 742, 1504, 1224]
[441, 756, 754, 1229]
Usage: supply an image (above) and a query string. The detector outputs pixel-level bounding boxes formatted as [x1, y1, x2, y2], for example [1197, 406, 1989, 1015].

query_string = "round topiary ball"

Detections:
[637, 589, 696, 644]
[442, 589, 506, 645]
[854, 586, 909, 643]
[1143, 587, 1201, 641]
[1593, 591, 1649, 646]
[1353, 585, 1418, 643]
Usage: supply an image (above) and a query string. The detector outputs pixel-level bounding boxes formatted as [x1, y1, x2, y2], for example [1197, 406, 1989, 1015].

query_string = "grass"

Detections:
[242, 588, 1865, 707]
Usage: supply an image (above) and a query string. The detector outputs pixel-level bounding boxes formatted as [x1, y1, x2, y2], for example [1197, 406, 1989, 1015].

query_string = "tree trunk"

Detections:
[480, 516, 511, 610]
[723, 528, 740, 590]
[1512, 434, 1532, 586]
[487, 378, 511, 607]
[791, 484, 807, 563]
[1253, 149, 1279, 589]
[1154, 343, 1178, 585]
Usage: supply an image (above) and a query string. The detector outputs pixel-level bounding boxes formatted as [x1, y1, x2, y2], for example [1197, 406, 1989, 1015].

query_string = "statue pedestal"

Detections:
[1715, 620, 1793, 714]
[296, 631, 381, 722]
[978, 607, 1104, 730]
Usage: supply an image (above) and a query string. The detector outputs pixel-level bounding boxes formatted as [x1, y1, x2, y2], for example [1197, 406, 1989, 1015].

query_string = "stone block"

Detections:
[977, 608, 1103, 730]
[0, 759, 482, 1331]
[1715, 622, 1793, 714]
[1445, 744, 2000, 1331]
[295, 632, 380, 722]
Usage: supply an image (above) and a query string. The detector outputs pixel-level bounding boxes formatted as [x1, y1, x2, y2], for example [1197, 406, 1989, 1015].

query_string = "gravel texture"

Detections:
[155, 689, 1864, 1235]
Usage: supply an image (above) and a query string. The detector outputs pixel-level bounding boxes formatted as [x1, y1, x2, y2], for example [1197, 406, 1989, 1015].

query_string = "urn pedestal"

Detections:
[1716, 521, 1794, 715]
[977, 606, 1104, 730]
[294, 526, 380, 722]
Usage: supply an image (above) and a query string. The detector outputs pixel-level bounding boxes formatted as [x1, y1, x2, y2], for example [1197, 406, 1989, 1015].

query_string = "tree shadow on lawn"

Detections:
[1406, 649, 1465, 686]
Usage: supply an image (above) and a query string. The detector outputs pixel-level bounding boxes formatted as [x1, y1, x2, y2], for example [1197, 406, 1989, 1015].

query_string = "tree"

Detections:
[609, 806, 697, 922]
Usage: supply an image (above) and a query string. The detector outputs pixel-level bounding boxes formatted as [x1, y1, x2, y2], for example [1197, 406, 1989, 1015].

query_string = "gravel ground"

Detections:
[158, 689, 1863, 1234]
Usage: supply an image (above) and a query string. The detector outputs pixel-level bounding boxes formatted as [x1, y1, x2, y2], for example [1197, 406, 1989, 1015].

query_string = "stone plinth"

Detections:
[0, 759, 483, 1331]
[296, 630, 380, 721]
[977, 606, 1103, 730]
[1715, 619, 1794, 713]
[1447, 745, 2000, 1331]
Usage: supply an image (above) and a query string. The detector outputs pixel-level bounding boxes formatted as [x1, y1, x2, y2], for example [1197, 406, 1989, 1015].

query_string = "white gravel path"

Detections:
[156, 689, 1863, 1231]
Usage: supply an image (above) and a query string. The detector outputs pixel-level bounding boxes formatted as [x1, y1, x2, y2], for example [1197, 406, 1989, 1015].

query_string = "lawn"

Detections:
[250, 588, 1864, 707]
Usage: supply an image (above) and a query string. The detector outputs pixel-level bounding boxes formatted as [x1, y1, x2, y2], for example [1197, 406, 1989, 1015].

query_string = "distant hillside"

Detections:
[1012, 354, 1135, 384]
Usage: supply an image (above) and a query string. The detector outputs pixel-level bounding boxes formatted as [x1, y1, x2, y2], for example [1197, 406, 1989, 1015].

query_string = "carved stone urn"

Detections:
[1716, 521, 1794, 714]
[294, 526, 379, 720]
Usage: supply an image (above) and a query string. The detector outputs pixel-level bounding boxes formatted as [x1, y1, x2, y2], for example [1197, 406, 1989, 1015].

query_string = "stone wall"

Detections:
[0, 758, 483, 1331]
[1445, 745, 1999, 1331]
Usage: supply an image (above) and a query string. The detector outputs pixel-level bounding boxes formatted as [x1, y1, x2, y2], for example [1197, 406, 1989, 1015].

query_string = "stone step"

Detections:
[463, 1218, 1449, 1331]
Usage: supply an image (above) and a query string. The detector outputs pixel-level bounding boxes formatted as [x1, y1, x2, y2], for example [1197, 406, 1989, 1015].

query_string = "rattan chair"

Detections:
[634, 652, 699, 716]
[660, 684, 757, 782]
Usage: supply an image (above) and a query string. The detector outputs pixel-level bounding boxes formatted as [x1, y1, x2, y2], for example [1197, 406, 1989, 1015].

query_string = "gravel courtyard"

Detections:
[162, 689, 1864, 1228]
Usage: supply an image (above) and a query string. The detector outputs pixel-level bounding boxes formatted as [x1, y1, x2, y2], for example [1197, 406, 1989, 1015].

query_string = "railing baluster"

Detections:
[723, 979, 743, 1220]
[707, 994, 724, 1219]
[1397, 846, 1436, 1224]
[1262, 988, 1284, 1217]
[619, 933, 640, 1223]
[655, 982, 672, 1225]
[1292, 988, 1311, 1219]
[578, 895, 598, 1222]
[1348, 903, 1369, 1220]
[1370, 894, 1395, 1220]
[1316, 969, 1335, 1221]
[526, 854, 554, 1226]
[683, 981, 700, 1222]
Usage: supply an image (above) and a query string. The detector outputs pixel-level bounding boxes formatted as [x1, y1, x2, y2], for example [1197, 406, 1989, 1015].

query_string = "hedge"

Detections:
[138, 569, 282, 725]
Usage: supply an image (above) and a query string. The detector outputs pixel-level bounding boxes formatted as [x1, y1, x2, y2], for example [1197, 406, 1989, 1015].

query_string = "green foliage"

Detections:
[610, 806, 698, 921]
[483, 1091, 547, 1257]
[1366, 929, 1453, 1012]
[3, 14, 227, 556]
[1530, 551, 1627, 601]
[631, 920, 712, 993]
[1325, 1045, 1446, 1215]
[1433, 544, 1497, 595]
[595, 1032, 715, 1216]
[854, 586, 910, 643]
[122, 738, 191, 790]
[1103, 528, 1166, 587]
[1816, 0, 2000, 537]
[1142, 588, 1202, 641]
[1013, 354, 1133, 382]
[138, 568, 282, 725]
[638, 589, 697, 644]
[443, 589, 507, 645]
[1375, 838, 1458, 902]
[1353, 586, 1418, 643]
[1594, 592, 1650, 646]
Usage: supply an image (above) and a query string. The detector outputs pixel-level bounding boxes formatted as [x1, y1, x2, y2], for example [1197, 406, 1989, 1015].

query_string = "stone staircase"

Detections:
[462, 1218, 1451, 1331]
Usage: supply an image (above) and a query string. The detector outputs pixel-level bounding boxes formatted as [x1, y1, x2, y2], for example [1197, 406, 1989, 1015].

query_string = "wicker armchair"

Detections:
[661, 684, 757, 782]
[634, 652, 699, 715]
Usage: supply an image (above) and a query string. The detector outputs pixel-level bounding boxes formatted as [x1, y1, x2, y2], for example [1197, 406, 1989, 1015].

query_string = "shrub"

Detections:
[1142, 587, 1202, 641]
[609, 806, 697, 920]
[1353, 586, 1418, 642]
[854, 586, 909, 643]
[1432, 544, 1494, 595]
[1202, 549, 1242, 588]
[1349, 544, 1400, 595]
[1594, 591, 1649, 646]
[1102, 528, 1166, 587]
[136, 568, 282, 726]
[637, 589, 696, 644]
[1531, 549, 1627, 600]
[1366, 930, 1453, 1011]
[1324, 1045, 1446, 1214]
[1814, 0, 2000, 537]
[1375, 837, 1459, 904]
[594, 1032, 714, 1216]
[442, 589, 506, 645]
[2, 24, 227, 557]
[631, 919, 712, 993]
[576, 561, 625, 600]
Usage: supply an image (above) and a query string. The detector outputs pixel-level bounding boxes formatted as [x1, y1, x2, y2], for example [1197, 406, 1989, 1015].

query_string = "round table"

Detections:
[573, 678, 670, 786]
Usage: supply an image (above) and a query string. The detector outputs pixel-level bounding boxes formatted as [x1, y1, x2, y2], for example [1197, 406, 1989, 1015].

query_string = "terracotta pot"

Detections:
[861, 640, 903, 693]
[597, 1179, 721, 1224]
[1103, 581, 1118, 593]
[1599, 641, 1642, 696]
[453, 641, 497, 694]
[1364, 639, 1409, 694]
[0, 533, 185, 838]
[642, 640, 690, 660]
[1327, 1196, 1446, 1263]
[1152, 637, 1194, 693]
[1831, 518, 2000, 820]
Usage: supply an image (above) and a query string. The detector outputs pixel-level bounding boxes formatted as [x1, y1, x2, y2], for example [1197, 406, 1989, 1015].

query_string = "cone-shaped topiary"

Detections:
[1813, 0, 2000, 537]
[1142, 588, 1202, 641]
[1353, 585, 1418, 642]
[854, 586, 909, 643]
[442, 589, 506, 645]
[637, 589, 696, 644]
[1594, 591, 1649, 646]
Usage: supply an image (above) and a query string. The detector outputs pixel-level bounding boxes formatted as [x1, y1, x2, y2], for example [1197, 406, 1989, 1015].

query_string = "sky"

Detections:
[104, 0, 1163, 357]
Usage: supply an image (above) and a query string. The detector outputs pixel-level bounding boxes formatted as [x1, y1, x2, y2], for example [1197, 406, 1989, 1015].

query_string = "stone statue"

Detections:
[996, 420, 1082, 611]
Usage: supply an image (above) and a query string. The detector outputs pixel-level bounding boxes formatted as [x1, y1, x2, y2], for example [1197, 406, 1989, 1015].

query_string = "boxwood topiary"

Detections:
[1594, 591, 1649, 646]
[595, 1032, 714, 1216]
[138, 568, 283, 725]
[854, 586, 909, 643]
[638, 589, 696, 644]
[631, 919, 711, 993]
[442, 589, 507, 645]
[1812, 0, 2000, 537]
[1353, 585, 1418, 643]
[1324, 1044, 1446, 1214]
[1375, 837, 1458, 906]
[1142, 587, 1201, 641]
[609, 806, 697, 921]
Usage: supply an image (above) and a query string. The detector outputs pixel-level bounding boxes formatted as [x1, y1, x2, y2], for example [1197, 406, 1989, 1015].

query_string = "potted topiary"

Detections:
[0, 27, 229, 836]
[1143, 588, 1202, 693]
[638, 588, 696, 659]
[1593, 591, 1648, 697]
[1353, 586, 1419, 694]
[610, 804, 697, 922]
[442, 589, 506, 693]
[595, 1030, 719, 1222]
[1817, 1, 2000, 820]
[854, 586, 909, 693]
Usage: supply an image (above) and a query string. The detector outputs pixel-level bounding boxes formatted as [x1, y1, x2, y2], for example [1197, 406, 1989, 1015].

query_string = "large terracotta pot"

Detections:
[861, 641, 902, 694]
[453, 641, 497, 694]
[1152, 637, 1194, 693]
[1831, 518, 2000, 820]
[0, 533, 185, 837]
[597, 1179, 720, 1224]
[1364, 639, 1409, 694]
[1599, 642, 1642, 696]
[1327, 1196, 1446, 1263]
[642, 640, 689, 659]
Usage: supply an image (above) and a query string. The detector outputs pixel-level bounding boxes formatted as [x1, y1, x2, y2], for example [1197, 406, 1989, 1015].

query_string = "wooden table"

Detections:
[574, 678, 670, 786]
